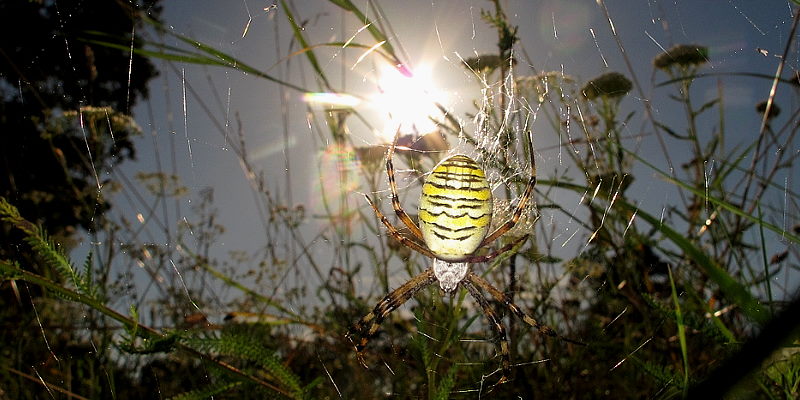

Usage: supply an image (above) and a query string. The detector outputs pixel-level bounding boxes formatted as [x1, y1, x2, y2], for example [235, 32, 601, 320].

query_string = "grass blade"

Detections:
[626, 149, 800, 245]
[668, 266, 690, 396]
[541, 180, 771, 325]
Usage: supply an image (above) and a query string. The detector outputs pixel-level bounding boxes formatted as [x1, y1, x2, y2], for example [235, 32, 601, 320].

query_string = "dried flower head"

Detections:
[516, 71, 576, 100]
[755, 100, 780, 120]
[581, 72, 632, 100]
[48, 106, 142, 141]
[653, 44, 709, 71]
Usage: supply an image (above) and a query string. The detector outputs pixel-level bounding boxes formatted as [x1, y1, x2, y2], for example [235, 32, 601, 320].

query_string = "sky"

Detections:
[97, 0, 800, 310]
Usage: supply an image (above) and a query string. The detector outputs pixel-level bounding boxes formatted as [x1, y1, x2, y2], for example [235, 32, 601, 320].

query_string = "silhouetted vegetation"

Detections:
[1, 1, 798, 399]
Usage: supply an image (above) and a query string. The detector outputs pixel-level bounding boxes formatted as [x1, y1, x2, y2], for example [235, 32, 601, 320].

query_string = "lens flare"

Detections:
[371, 64, 447, 140]
[302, 92, 361, 108]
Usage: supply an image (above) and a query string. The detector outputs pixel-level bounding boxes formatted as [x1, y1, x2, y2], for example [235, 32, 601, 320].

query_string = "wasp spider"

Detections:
[349, 132, 579, 385]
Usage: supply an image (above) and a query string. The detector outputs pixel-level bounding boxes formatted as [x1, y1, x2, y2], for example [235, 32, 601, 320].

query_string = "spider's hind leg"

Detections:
[347, 268, 437, 367]
[467, 272, 584, 346]
[462, 278, 513, 386]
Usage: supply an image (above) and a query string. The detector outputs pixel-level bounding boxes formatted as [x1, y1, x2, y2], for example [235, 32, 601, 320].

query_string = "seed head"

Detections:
[653, 44, 709, 71]
[581, 72, 632, 100]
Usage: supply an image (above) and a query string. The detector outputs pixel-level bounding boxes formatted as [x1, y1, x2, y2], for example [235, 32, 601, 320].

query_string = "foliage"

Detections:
[0, 1, 162, 398]
[0, 0, 159, 251]
[1, 1, 799, 399]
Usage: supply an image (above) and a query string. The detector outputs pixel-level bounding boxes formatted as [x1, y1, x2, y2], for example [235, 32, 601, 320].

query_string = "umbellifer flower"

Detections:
[516, 71, 575, 96]
[653, 44, 709, 71]
[581, 72, 632, 100]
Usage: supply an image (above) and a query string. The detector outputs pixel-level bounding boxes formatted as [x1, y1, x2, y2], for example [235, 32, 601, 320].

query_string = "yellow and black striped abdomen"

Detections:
[419, 155, 493, 261]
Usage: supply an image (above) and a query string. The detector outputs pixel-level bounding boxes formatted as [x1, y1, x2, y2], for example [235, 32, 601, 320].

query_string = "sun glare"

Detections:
[371, 65, 447, 140]
[302, 92, 361, 108]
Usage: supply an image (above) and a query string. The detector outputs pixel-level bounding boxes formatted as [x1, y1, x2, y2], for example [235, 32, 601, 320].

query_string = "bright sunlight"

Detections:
[370, 64, 447, 140]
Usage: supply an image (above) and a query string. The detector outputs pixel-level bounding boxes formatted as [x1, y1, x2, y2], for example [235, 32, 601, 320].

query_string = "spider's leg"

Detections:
[385, 134, 424, 241]
[348, 268, 437, 367]
[467, 272, 584, 346]
[363, 194, 437, 259]
[480, 130, 537, 247]
[464, 235, 529, 264]
[462, 277, 511, 386]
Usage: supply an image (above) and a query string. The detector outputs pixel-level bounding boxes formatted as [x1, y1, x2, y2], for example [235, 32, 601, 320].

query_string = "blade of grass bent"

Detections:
[83, 30, 310, 93]
[541, 179, 771, 325]
[281, 0, 332, 91]
[668, 266, 690, 396]
[328, 0, 399, 62]
[626, 149, 800, 245]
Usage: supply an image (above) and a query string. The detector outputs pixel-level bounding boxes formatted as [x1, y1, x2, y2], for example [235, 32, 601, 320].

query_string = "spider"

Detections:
[348, 131, 580, 385]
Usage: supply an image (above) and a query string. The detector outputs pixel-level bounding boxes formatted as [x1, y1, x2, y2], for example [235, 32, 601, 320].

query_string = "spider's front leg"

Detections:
[347, 268, 436, 367]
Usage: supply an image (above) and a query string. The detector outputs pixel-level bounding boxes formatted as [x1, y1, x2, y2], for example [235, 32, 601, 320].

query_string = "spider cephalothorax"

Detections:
[348, 132, 578, 385]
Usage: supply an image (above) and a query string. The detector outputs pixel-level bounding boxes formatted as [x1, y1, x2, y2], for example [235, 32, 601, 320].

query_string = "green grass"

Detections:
[1, 1, 799, 398]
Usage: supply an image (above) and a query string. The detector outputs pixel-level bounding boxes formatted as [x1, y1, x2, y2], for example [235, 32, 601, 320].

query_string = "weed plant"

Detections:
[1, 1, 799, 399]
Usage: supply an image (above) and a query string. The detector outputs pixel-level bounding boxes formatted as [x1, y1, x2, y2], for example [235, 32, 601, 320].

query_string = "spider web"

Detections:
[4, 0, 799, 397]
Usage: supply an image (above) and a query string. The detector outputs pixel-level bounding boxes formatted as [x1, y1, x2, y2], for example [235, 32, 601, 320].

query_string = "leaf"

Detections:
[538, 182, 771, 325]
[655, 120, 689, 140]
[656, 72, 799, 88]
[432, 365, 459, 400]
[185, 331, 303, 396]
[169, 381, 242, 400]
[668, 266, 690, 395]
[627, 149, 800, 246]
[693, 98, 720, 117]
[82, 26, 309, 93]
[618, 199, 770, 325]
[0, 197, 98, 298]
[278, 41, 396, 69]
[281, 0, 331, 91]
[328, 0, 399, 61]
